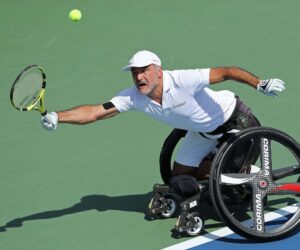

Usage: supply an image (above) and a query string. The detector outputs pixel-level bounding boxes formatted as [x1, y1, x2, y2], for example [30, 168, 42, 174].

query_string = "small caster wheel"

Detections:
[186, 212, 204, 236]
[159, 196, 178, 218]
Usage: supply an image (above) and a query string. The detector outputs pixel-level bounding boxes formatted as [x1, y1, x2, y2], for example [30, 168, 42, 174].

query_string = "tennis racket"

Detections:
[10, 65, 47, 116]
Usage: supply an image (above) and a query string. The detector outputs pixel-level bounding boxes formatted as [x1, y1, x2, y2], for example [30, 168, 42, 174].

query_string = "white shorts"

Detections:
[175, 131, 219, 167]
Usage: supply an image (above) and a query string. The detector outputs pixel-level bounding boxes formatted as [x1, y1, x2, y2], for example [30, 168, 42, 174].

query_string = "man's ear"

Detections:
[157, 66, 163, 78]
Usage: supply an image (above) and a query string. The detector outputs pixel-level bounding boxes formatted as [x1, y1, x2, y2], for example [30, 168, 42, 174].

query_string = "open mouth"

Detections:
[137, 82, 147, 88]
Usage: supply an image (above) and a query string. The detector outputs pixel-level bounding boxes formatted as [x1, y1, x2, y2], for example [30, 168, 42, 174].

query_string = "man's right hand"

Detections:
[257, 78, 285, 97]
[41, 112, 58, 131]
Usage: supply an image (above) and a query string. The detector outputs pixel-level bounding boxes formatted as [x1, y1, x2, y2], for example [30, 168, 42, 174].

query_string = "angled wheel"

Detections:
[160, 195, 178, 218]
[186, 212, 204, 236]
[210, 127, 300, 241]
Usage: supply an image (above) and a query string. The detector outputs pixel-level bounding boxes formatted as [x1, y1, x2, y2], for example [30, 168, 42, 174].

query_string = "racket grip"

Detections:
[41, 110, 48, 116]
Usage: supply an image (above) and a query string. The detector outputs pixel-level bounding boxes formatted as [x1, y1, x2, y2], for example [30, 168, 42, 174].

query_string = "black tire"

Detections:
[160, 129, 187, 184]
[209, 127, 300, 241]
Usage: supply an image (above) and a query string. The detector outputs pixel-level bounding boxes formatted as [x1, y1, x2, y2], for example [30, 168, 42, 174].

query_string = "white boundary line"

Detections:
[162, 203, 300, 250]
[162, 227, 234, 250]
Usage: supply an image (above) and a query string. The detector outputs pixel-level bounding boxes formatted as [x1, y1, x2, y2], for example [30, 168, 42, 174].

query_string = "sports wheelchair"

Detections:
[148, 127, 300, 241]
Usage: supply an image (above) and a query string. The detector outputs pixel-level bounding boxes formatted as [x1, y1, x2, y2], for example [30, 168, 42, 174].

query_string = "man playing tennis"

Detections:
[42, 50, 285, 198]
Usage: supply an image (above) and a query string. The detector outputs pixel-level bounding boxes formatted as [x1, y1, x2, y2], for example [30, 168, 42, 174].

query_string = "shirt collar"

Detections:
[162, 71, 171, 93]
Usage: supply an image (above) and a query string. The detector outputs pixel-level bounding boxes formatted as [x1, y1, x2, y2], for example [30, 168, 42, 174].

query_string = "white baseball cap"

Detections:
[122, 50, 161, 71]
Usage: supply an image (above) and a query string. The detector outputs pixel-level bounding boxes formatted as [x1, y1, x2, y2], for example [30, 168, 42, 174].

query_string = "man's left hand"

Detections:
[257, 79, 285, 97]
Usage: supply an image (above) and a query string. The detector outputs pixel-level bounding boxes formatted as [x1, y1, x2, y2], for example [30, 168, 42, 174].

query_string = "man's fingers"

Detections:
[270, 85, 285, 92]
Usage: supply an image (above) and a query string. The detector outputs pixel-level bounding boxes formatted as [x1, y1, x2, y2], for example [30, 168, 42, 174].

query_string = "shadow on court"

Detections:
[0, 192, 153, 232]
[0, 191, 223, 234]
[3, 193, 293, 237]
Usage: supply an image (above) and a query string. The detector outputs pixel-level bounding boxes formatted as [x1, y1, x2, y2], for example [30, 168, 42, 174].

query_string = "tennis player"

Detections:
[42, 50, 285, 197]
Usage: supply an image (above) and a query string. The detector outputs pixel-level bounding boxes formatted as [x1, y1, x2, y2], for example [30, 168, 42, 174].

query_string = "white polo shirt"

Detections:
[110, 69, 236, 133]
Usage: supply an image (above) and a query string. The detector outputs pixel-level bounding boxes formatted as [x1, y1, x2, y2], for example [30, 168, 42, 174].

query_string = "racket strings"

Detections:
[12, 67, 44, 109]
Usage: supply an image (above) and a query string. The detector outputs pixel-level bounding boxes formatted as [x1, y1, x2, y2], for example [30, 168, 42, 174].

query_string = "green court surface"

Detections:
[0, 0, 300, 249]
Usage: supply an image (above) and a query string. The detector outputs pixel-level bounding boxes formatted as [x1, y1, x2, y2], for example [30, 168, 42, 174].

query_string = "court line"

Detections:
[162, 203, 300, 250]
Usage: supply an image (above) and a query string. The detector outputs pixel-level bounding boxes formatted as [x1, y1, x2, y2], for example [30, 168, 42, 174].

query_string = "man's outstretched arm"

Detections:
[41, 102, 119, 131]
[209, 66, 285, 97]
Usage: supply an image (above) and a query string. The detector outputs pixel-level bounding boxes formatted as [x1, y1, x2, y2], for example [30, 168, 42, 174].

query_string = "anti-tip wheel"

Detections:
[160, 196, 178, 218]
[186, 212, 204, 236]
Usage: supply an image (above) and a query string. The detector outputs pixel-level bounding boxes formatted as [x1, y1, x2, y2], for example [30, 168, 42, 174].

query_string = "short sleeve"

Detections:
[176, 68, 210, 94]
[110, 88, 135, 112]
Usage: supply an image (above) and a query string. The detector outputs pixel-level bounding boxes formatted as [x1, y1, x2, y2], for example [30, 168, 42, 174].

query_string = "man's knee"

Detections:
[173, 160, 211, 180]
[172, 161, 197, 176]
[169, 174, 200, 197]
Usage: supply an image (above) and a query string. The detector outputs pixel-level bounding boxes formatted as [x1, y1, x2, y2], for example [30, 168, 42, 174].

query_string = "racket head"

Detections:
[10, 65, 46, 114]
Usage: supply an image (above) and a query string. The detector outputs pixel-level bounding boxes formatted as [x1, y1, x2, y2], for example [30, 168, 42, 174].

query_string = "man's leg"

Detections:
[172, 160, 212, 180]
[172, 131, 218, 179]
[168, 131, 218, 197]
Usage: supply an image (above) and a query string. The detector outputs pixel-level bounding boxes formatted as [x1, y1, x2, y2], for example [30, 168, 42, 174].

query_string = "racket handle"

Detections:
[41, 110, 48, 116]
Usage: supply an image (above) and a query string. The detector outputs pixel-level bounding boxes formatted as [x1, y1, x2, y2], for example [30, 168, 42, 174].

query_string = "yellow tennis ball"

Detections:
[69, 9, 82, 22]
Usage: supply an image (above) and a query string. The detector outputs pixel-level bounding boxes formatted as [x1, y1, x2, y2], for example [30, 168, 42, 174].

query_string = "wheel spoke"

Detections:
[252, 191, 266, 233]
[260, 137, 272, 176]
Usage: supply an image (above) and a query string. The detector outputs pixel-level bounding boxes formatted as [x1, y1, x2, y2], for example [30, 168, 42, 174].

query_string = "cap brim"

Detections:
[121, 62, 156, 72]
[122, 65, 132, 71]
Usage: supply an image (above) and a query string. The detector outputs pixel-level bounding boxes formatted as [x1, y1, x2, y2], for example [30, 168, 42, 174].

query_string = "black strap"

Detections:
[102, 102, 115, 110]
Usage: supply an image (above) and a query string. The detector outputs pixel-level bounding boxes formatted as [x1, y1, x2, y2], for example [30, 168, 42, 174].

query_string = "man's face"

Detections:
[131, 64, 162, 96]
